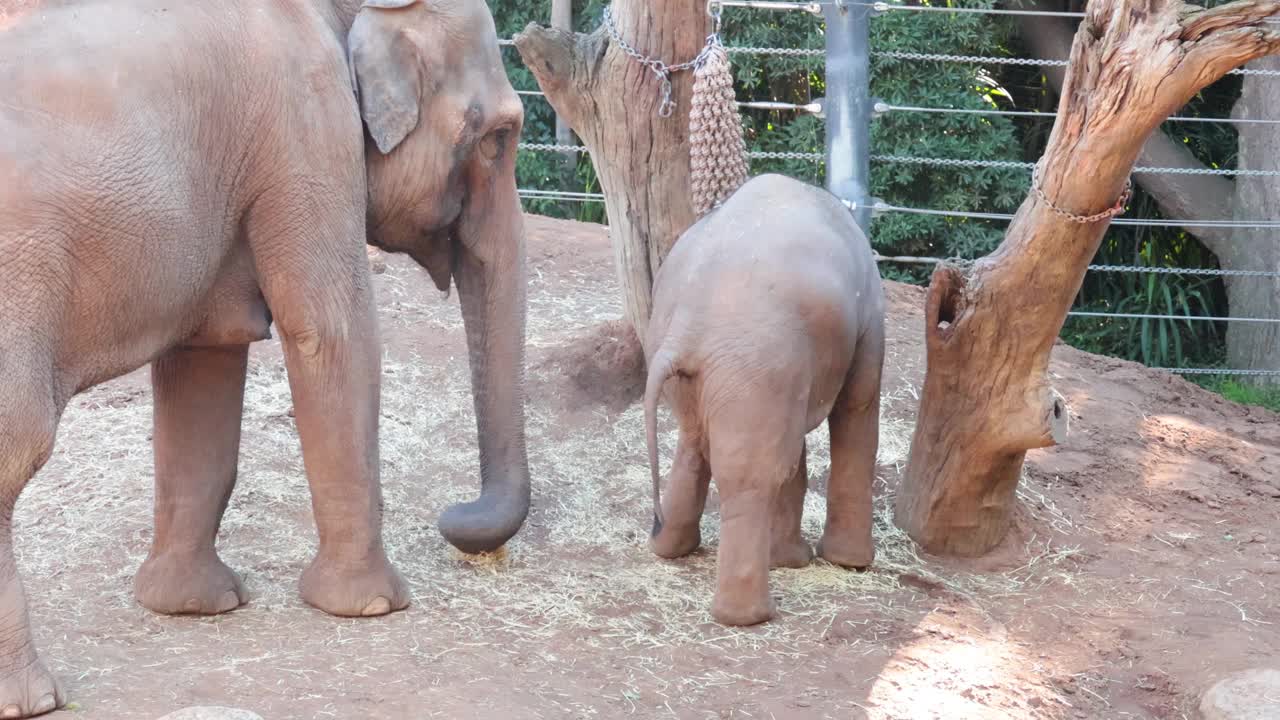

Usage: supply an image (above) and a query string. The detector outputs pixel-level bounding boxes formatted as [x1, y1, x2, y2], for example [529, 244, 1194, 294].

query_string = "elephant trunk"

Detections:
[437, 186, 531, 554]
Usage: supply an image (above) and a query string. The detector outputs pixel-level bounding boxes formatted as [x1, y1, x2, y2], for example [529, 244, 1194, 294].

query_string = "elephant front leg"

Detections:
[250, 198, 409, 618]
[0, 370, 65, 717]
[135, 345, 251, 615]
[770, 441, 813, 569]
[278, 301, 409, 617]
[649, 430, 711, 559]
[818, 333, 883, 569]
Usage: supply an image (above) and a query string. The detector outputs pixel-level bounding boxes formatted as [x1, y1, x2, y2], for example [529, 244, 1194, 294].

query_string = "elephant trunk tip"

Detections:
[437, 489, 530, 555]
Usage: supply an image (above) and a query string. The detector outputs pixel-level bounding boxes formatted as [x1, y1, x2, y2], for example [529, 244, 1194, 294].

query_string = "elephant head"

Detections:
[347, 0, 530, 554]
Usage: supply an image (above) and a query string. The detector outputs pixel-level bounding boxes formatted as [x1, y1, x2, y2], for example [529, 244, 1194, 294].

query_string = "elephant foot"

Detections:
[711, 591, 775, 627]
[649, 520, 701, 560]
[817, 528, 874, 570]
[770, 538, 814, 569]
[299, 551, 409, 618]
[134, 550, 248, 615]
[0, 660, 63, 718]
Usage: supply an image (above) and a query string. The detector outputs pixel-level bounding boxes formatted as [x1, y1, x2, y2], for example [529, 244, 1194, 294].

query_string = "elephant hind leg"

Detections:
[648, 428, 711, 560]
[706, 391, 806, 626]
[0, 358, 66, 717]
[134, 344, 250, 616]
[769, 440, 813, 569]
[818, 327, 884, 569]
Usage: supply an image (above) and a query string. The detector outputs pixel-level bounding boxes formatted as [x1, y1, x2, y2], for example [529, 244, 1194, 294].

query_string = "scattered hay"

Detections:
[10, 253, 1094, 713]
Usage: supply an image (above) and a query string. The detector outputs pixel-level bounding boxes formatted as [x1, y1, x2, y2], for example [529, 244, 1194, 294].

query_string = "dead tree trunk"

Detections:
[1021, 5, 1280, 384]
[896, 0, 1280, 557]
[514, 1, 707, 338]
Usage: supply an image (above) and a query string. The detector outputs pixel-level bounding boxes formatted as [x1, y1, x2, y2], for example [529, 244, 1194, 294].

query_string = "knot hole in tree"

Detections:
[926, 264, 967, 341]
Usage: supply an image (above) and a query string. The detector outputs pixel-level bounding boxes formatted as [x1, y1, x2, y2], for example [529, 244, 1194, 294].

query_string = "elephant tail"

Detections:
[644, 348, 677, 539]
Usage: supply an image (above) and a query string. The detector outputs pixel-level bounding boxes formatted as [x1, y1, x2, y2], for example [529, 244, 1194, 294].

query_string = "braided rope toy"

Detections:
[689, 39, 750, 216]
[602, 2, 752, 217]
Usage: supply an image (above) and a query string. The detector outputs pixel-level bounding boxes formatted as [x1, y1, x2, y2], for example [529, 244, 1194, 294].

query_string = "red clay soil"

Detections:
[23, 214, 1280, 720]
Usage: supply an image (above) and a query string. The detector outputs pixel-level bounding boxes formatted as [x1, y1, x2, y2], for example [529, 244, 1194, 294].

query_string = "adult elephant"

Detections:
[0, 0, 530, 714]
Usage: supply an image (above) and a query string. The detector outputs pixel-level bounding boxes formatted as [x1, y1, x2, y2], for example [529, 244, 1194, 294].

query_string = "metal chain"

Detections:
[519, 142, 589, 153]
[747, 150, 823, 160]
[725, 45, 825, 57]
[875, 252, 1280, 279]
[1153, 367, 1280, 376]
[870, 154, 1034, 169]
[873, 50, 1069, 67]
[870, 49, 1280, 77]
[601, 3, 725, 117]
[873, 153, 1280, 178]
[1087, 264, 1280, 278]
[1031, 161, 1131, 224]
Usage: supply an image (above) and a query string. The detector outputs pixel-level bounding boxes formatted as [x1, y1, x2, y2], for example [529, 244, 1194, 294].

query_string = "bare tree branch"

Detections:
[1016, 0, 1235, 252]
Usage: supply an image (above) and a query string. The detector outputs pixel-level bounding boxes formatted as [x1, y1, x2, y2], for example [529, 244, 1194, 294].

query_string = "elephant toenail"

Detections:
[1, 704, 21, 718]
[216, 591, 240, 613]
[361, 596, 391, 616]
[32, 694, 57, 713]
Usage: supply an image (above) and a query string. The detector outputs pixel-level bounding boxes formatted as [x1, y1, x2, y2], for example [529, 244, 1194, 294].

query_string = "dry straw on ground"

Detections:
[13, 251, 1091, 716]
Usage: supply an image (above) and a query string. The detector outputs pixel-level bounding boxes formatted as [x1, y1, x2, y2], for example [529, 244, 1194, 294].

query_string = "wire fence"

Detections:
[498, 2, 1280, 381]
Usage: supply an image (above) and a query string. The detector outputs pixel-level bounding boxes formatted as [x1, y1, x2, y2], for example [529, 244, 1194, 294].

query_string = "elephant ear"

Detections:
[348, 7, 424, 154]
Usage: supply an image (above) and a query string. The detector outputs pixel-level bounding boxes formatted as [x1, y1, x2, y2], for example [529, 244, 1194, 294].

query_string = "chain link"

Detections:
[873, 50, 1068, 66]
[725, 45, 825, 57]
[875, 252, 1280, 279]
[1031, 161, 1131, 224]
[1153, 367, 1280, 376]
[601, 4, 724, 117]
[747, 150, 823, 160]
[1087, 264, 1280, 278]
[870, 154, 1034, 169]
[873, 153, 1280, 178]
[519, 142, 823, 161]
[518, 142, 589, 153]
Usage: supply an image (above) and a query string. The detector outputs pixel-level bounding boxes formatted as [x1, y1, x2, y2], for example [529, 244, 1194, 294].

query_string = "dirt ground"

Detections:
[23, 215, 1279, 720]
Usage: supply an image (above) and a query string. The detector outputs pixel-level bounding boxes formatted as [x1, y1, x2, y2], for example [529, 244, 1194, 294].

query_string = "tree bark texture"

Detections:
[897, 0, 1280, 557]
[514, 1, 708, 338]
[1021, 3, 1280, 382]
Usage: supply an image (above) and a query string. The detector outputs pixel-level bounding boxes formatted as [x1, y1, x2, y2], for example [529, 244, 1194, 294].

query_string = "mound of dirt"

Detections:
[534, 318, 646, 415]
[19, 212, 1280, 720]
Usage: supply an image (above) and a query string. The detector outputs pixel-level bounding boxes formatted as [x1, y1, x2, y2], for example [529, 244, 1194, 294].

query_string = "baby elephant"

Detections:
[642, 173, 885, 626]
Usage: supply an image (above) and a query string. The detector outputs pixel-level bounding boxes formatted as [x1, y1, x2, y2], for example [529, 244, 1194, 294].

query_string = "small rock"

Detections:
[1028, 696, 1043, 707]
[1208, 500, 1223, 510]
[155, 708, 263, 720]
[1249, 483, 1280, 499]
[1200, 668, 1280, 720]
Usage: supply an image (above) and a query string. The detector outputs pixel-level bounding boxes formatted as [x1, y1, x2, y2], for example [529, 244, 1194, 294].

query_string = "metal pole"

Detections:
[823, 0, 873, 232]
[551, 0, 575, 162]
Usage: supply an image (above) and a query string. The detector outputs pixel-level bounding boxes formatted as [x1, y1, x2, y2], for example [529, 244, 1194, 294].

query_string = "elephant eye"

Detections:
[478, 127, 510, 162]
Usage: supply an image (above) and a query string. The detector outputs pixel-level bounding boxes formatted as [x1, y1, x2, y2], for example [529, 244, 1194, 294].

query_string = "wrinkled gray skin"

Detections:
[643, 174, 885, 626]
[0, 0, 529, 714]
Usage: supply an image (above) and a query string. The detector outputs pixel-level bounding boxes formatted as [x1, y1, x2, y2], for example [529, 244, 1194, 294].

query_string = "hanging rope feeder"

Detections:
[601, 1, 751, 216]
